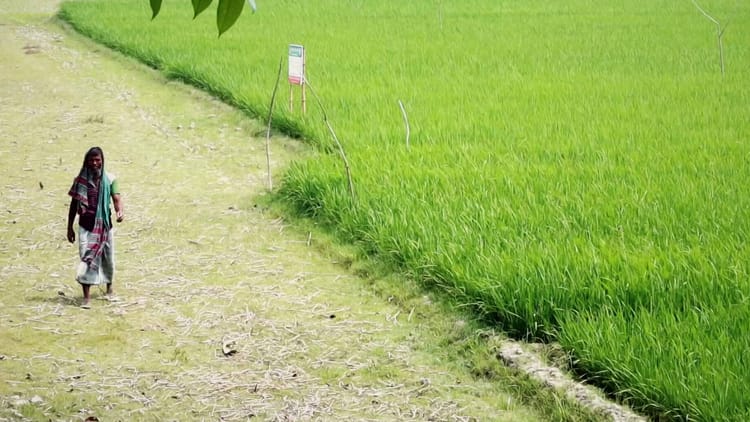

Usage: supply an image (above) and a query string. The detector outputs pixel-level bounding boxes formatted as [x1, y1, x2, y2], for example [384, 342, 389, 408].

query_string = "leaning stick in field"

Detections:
[691, 0, 728, 76]
[398, 100, 410, 151]
[265, 56, 284, 191]
[437, 2, 443, 31]
[305, 80, 356, 200]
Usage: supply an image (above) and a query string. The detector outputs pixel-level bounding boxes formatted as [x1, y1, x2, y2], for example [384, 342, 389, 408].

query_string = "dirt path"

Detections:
[0, 4, 553, 422]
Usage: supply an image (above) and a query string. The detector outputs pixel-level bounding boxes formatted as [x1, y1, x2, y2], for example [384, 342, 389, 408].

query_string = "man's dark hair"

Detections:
[82, 146, 104, 170]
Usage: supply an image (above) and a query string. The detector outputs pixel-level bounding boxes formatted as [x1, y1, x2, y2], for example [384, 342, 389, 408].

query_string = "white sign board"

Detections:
[288, 44, 305, 85]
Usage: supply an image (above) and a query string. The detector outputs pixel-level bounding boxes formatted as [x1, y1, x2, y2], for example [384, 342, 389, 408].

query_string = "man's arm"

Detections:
[113, 193, 124, 222]
[67, 198, 78, 243]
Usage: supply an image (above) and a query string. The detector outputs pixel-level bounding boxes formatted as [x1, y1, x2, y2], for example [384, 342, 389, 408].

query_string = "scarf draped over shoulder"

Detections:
[68, 168, 112, 270]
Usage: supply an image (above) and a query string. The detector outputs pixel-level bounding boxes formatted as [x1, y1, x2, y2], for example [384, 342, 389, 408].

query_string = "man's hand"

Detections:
[67, 226, 76, 243]
[113, 193, 124, 223]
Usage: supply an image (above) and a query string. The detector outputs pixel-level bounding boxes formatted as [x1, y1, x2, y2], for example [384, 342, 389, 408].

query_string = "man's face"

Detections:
[86, 154, 102, 176]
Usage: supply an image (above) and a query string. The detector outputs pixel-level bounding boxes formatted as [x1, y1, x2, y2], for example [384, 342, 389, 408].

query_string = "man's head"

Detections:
[83, 147, 104, 178]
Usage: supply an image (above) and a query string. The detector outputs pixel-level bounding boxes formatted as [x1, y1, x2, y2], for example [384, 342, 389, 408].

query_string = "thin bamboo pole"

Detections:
[305, 80, 355, 200]
[691, 0, 727, 76]
[398, 100, 410, 151]
[264, 56, 284, 191]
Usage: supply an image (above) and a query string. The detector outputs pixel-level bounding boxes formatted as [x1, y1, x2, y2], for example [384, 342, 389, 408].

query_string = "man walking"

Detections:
[67, 147, 124, 308]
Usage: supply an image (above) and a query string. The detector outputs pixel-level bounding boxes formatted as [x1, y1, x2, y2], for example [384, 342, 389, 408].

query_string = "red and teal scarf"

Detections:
[68, 168, 112, 270]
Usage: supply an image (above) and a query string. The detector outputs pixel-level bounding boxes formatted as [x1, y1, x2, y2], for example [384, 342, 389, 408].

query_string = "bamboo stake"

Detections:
[691, 0, 728, 76]
[302, 81, 307, 114]
[289, 83, 294, 113]
[305, 80, 355, 200]
[438, 0, 443, 31]
[398, 100, 410, 151]
[265, 56, 284, 191]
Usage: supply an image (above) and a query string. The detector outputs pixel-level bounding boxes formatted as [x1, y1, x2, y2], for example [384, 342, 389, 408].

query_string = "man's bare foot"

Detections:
[104, 289, 120, 302]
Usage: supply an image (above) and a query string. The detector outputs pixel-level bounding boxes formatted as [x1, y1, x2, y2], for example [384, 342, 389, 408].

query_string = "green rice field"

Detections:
[59, 0, 750, 419]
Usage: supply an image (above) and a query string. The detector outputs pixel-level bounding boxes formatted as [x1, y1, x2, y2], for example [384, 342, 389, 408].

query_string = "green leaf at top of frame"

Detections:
[217, 0, 245, 37]
[192, 0, 213, 19]
[150, 0, 162, 19]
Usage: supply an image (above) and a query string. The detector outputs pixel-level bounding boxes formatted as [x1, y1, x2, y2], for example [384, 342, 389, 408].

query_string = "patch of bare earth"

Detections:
[0, 3, 643, 422]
